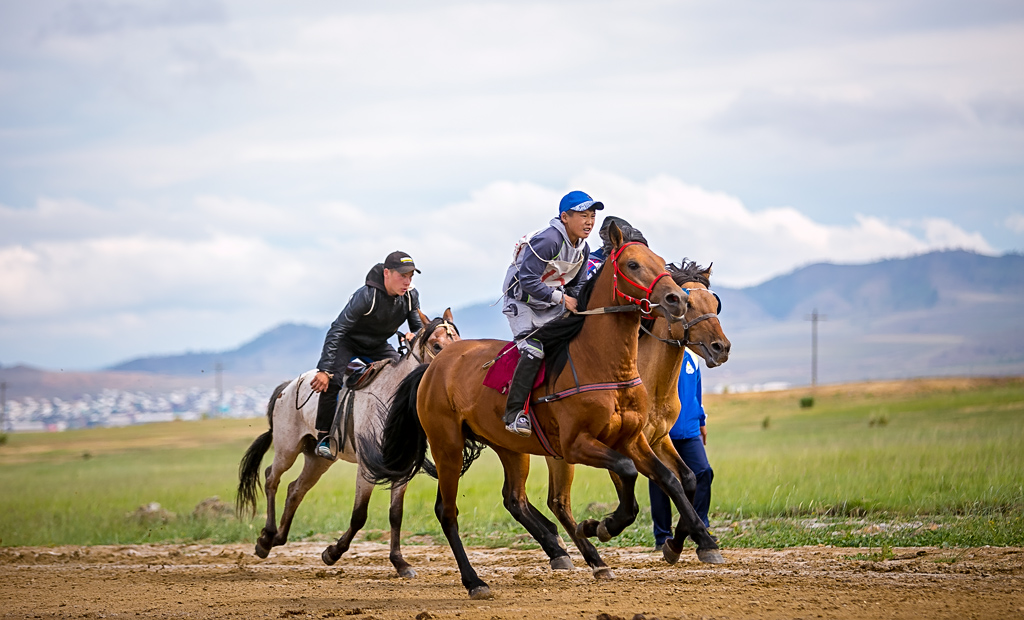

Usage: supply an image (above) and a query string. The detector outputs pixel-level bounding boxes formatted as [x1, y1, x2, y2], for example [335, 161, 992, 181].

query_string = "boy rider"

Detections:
[500, 190, 603, 436]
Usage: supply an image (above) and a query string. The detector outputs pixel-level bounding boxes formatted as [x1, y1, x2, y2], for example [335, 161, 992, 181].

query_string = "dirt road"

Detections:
[2, 542, 1021, 619]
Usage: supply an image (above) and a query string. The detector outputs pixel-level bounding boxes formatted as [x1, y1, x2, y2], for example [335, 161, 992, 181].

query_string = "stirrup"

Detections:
[315, 436, 336, 461]
[504, 411, 532, 437]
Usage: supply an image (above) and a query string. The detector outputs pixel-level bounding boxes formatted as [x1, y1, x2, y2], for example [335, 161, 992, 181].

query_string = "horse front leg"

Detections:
[545, 457, 611, 578]
[653, 434, 696, 505]
[321, 467, 374, 567]
[626, 438, 723, 565]
[563, 434, 641, 544]
[495, 449, 573, 571]
[386, 480, 416, 578]
[256, 443, 302, 558]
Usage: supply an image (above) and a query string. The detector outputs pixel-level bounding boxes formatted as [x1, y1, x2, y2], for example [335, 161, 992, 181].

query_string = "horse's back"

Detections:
[420, 338, 507, 413]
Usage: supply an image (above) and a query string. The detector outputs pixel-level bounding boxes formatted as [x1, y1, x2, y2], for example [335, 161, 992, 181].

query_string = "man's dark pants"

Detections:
[315, 339, 400, 432]
[648, 435, 713, 545]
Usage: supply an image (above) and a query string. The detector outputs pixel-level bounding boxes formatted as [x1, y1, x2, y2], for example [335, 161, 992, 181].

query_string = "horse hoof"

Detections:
[592, 567, 615, 580]
[549, 555, 574, 571]
[596, 522, 612, 543]
[321, 548, 338, 566]
[254, 543, 270, 559]
[662, 541, 681, 565]
[397, 566, 417, 578]
[468, 585, 493, 600]
[697, 548, 726, 564]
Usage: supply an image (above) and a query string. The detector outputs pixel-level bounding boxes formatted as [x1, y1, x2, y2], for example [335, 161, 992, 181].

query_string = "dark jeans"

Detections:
[649, 435, 713, 544]
[315, 339, 399, 432]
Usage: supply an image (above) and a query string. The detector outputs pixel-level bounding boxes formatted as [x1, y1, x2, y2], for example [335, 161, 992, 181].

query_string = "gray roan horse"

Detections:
[236, 309, 459, 577]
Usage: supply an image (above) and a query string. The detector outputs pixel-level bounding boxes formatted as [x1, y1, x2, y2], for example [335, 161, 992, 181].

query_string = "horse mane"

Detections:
[532, 260, 605, 381]
[639, 258, 711, 339]
[667, 259, 711, 287]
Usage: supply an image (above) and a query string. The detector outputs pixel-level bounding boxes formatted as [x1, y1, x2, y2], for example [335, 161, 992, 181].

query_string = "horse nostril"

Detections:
[665, 293, 681, 307]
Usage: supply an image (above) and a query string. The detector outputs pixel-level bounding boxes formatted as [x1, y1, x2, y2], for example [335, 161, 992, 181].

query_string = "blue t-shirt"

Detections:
[668, 348, 705, 440]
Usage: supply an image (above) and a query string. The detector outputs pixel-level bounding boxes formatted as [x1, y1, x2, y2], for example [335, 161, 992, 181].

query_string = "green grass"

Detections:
[1, 377, 1022, 549]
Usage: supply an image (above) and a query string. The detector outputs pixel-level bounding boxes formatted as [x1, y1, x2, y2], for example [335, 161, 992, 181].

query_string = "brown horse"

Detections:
[363, 229, 723, 599]
[543, 260, 730, 574]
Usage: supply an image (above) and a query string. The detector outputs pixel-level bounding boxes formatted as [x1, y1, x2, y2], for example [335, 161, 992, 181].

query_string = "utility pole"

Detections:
[1, 381, 6, 432]
[805, 308, 827, 387]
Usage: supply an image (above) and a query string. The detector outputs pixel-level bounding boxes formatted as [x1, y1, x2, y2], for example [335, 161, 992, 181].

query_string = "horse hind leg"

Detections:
[496, 450, 572, 571]
[433, 455, 491, 599]
[321, 467, 374, 567]
[273, 446, 333, 549]
[545, 457, 612, 579]
[256, 441, 303, 558]
[386, 480, 416, 578]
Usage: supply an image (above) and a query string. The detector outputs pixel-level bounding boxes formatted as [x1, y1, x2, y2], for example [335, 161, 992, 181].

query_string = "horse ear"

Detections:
[607, 221, 624, 250]
[417, 308, 429, 327]
[704, 262, 714, 278]
[443, 307, 453, 322]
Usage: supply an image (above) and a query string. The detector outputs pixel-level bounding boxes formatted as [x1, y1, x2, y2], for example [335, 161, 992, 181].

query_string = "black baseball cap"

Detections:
[383, 251, 421, 274]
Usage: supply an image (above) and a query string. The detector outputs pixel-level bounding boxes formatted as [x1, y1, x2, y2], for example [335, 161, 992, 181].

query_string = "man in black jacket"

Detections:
[310, 251, 424, 459]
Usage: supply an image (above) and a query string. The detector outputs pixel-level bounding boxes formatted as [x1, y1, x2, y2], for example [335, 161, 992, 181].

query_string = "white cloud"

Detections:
[0, 172, 998, 368]
[1007, 213, 1024, 233]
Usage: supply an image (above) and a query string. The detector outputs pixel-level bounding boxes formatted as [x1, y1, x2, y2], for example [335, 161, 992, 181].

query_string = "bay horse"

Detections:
[543, 260, 731, 574]
[236, 309, 459, 578]
[363, 227, 722, 599]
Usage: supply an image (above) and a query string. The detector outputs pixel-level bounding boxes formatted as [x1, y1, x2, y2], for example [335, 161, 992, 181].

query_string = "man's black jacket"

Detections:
[316, 263, 423, 373]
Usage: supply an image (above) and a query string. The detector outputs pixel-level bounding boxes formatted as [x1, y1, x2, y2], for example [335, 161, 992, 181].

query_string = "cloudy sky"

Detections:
[1, 0, 1022, 370]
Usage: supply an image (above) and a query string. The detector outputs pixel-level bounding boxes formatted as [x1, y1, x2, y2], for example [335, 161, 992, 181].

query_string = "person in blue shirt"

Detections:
[649, 346, 714, 550]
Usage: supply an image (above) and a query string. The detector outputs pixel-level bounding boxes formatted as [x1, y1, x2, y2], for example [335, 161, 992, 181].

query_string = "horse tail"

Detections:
[236, 380, 289, 518]
[360, 363, 430, 488]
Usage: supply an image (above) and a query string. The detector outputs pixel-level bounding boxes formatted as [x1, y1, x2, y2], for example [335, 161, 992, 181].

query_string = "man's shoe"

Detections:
[505, 411, 532, 437]
[315, 436, 336, 461]
[654, 542, 664, 552]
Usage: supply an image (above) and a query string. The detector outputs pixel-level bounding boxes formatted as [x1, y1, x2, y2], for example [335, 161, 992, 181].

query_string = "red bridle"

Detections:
[609, 242, 673, 315]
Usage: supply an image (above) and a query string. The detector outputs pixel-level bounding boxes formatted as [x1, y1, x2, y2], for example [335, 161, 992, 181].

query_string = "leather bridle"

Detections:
[608, 241, 674, 315]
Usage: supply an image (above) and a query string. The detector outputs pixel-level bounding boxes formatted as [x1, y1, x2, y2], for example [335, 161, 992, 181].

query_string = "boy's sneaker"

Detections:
[505, 411, 532, 437]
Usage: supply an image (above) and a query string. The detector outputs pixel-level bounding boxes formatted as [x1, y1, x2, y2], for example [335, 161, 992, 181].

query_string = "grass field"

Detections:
[1, 377, 1022, 549]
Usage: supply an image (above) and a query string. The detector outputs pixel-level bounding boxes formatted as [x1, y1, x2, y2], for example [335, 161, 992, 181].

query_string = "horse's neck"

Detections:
[637, 320, 685, 409]
[570, 286, 642, 381]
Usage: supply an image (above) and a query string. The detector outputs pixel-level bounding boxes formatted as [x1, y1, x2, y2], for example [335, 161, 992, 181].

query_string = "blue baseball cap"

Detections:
[559, 190, 605, 214]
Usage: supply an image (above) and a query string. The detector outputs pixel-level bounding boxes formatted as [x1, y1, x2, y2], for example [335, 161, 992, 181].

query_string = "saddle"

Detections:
[344, 358, 391, 390]
[482, 342, 546, 395]
[325, 358, 394, 457]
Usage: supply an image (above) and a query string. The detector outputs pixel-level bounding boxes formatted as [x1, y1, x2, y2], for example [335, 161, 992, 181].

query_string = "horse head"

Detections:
[665, 261, 731, 368]
[605, 222, 687, 322]
[413, 307, 461, 362]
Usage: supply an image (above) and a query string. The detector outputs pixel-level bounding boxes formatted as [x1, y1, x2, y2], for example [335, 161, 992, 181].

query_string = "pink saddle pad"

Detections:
[482, 342, 546, 395]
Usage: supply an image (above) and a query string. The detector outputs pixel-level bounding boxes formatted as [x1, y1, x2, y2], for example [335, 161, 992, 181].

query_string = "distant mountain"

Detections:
[728, 250, 1024, 321]
[101, 250, 1024, 390]
[109, 322, 325, 378]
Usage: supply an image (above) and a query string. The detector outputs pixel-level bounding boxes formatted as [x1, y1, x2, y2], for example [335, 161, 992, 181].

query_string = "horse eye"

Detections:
[627, 260, 639, 270]
[432, 343, 442, 352]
